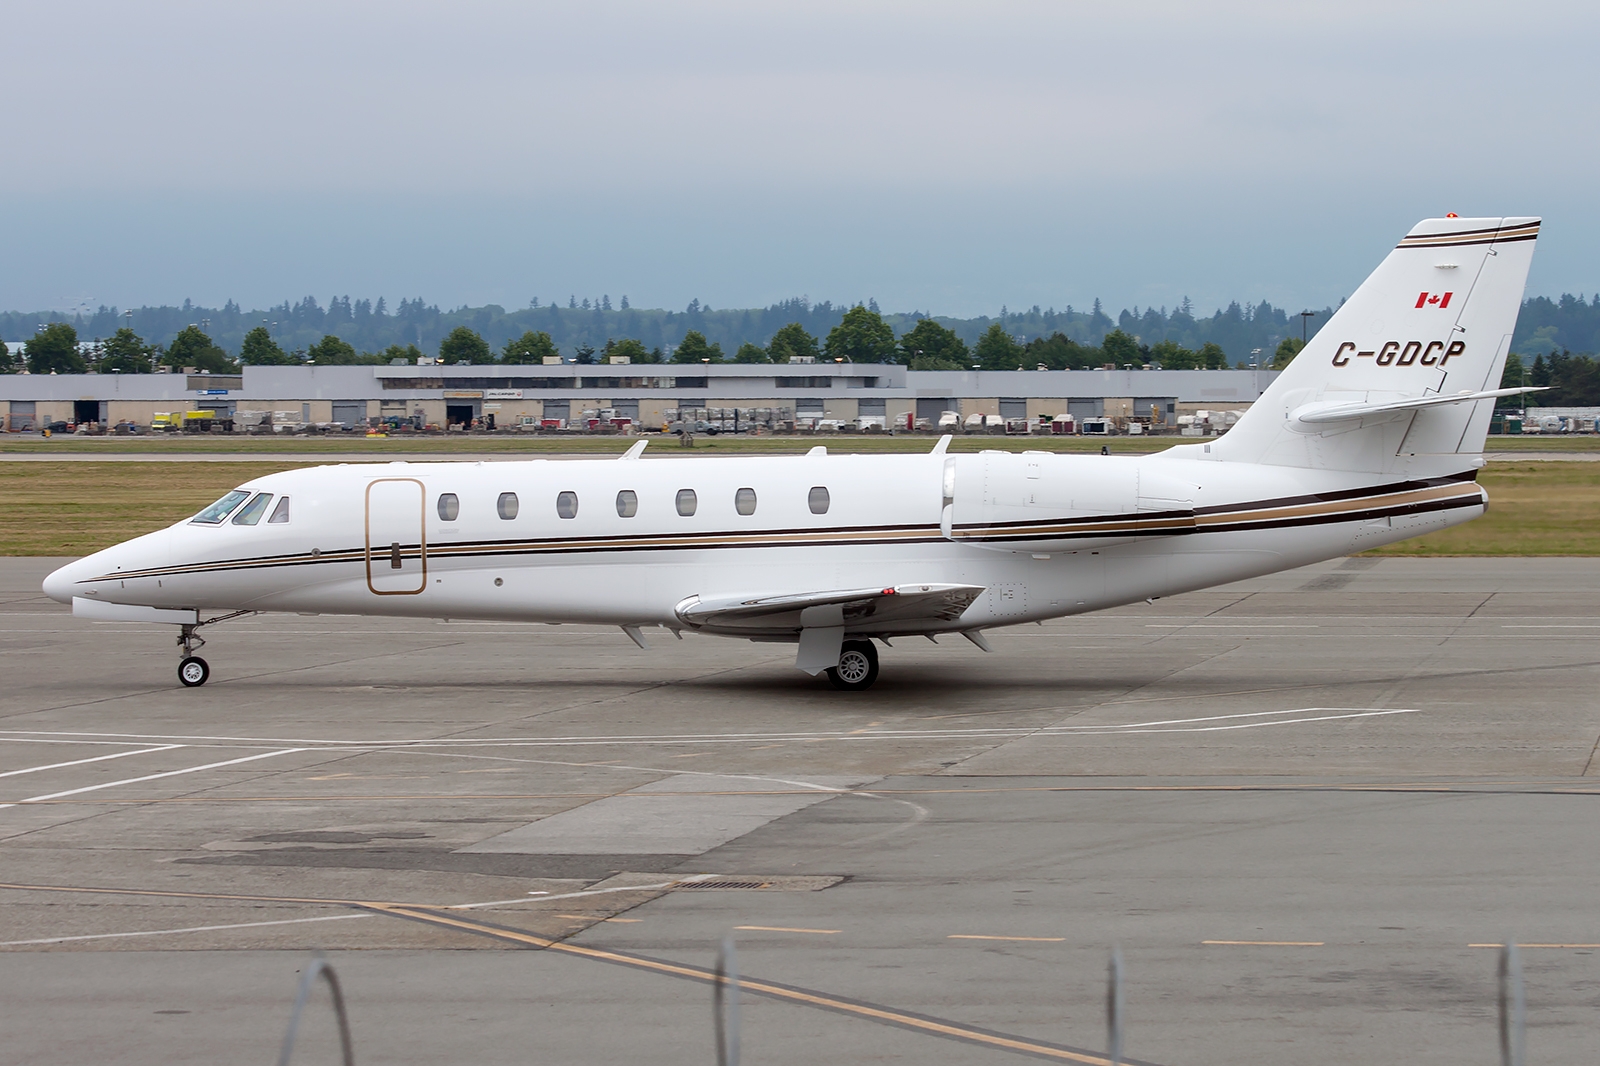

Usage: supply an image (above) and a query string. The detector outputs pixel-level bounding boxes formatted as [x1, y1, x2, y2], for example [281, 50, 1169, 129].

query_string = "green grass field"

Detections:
[3, 457, 1596, 557]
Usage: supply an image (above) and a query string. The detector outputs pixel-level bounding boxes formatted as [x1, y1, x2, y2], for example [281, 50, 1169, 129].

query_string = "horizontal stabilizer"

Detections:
[676, 583, 984, 633]
[1291, 386, 1547, 427]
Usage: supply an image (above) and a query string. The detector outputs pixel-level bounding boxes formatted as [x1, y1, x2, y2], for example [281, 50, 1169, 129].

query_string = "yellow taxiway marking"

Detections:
[735, 925, 841, 935]
[0, 881, 1146, 1065]
[949, 934, 1067, 943]
[1203, 940, 1324, 946]
[1470, 943, 1600, 949]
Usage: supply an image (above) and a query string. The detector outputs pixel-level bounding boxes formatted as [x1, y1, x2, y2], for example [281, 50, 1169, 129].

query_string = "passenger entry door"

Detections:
[365, 478, 427, 595]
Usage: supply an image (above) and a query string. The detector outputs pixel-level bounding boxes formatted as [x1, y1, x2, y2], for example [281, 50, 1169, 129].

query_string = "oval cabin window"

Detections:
[616, 490, 638, 518]
[497, 492, 519, 520]
[437, 493, 459, 522]
[557, 491, 579, 519]
[676, 489, 697, 517]
[808, 485, 830, 515]
[735, 487, 757, 516]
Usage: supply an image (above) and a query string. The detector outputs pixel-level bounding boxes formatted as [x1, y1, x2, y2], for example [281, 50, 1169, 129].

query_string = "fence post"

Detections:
[276, 955, 354, 1066]
[1107, 947, 1124, 1066]
[714, 934, 741, 1066]
[1499, 942, 1525, 1066]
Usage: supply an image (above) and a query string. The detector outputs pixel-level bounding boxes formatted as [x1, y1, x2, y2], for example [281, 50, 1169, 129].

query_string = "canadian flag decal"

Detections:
[1416, 291, 1453, 309]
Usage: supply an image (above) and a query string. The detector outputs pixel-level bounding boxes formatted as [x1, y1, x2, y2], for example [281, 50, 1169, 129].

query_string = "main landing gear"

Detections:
[173, 610, 255, 687]
[826, 639, 880, 692]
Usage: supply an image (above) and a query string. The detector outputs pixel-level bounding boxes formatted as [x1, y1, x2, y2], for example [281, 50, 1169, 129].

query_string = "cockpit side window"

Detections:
[268, 496, 291, 524]
[191, 490, 251, 524]
[231, 493, 274, 526]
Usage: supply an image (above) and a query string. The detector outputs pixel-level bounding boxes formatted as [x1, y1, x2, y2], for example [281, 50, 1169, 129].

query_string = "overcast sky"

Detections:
[2, 0, 1595, 320]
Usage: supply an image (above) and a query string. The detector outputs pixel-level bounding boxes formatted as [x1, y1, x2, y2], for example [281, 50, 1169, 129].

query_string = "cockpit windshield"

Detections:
[231, 493, 274, 526]
[191, 490, 251, 525]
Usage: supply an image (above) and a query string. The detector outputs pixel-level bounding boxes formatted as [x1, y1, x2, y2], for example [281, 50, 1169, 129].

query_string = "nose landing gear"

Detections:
[177, 624, 209, 687]
[178, 655, 210, 687]
[172, 610, 255, 687]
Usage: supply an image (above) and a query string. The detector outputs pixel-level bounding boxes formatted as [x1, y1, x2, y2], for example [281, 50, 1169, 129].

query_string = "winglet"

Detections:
[619, 440, 648, 460]
[807, 445, 827, 457]
[930, 434, 952, 455]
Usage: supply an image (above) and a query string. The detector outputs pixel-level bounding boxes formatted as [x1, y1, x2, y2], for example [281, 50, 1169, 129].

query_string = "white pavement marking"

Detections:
[0, 746, 182, 777]
[0, 714, 1421, 750]
[1146, 624, 1320, 629]
[0, 913, 370, 946]
[447, 877, 700, 910]
[0, 748, 305, 809]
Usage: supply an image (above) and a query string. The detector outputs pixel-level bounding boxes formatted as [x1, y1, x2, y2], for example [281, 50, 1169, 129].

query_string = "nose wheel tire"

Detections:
[178, 656, 210, 687]
[826, 640, 879, 691]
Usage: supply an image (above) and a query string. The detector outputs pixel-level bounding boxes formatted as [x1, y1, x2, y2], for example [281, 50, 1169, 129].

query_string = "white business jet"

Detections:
[44, 216, 1540, 690]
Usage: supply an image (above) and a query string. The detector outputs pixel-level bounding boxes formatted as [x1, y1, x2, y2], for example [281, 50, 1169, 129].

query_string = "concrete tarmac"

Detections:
[1, 556, 1598, 1065]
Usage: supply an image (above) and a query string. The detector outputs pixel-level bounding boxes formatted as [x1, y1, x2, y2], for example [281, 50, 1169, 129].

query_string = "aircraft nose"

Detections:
[42, 559, 87, 604]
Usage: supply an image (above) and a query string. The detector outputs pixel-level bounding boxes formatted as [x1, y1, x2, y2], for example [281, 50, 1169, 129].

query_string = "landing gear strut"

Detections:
[827, 639, 880, 691]
[177, 624, 209, 687]
[173, 610, 255, 687]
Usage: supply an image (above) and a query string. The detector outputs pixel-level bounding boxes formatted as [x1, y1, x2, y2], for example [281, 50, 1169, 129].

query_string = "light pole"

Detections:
[1299, 310, 1316, 345]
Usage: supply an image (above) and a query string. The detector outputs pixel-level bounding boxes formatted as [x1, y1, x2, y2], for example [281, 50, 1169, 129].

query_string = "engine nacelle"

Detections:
[943, 451, 1196, 553]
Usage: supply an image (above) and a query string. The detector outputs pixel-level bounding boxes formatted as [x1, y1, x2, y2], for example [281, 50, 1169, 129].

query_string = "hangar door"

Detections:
[365, 478, 427, 595]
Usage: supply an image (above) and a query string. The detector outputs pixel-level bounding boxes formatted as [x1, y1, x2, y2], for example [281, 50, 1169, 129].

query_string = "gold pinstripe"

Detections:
[80, 479, 1483, 586]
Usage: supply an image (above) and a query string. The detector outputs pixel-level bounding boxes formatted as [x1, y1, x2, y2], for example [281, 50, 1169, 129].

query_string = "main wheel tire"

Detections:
[178, 655, 210, 687]
[826, 640, 879, 691]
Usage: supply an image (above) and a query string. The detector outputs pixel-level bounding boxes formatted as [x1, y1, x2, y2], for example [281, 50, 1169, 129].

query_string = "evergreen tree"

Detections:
[974, 323, 1023, 370]
[380, 343, 425, 364]
[239, 326, 295, 365]
[438, 326, 491, 365]
[99, 327, 155, 372]
[502, 330, 558, 364]
[898, 318, 968, 369]
[767, 322, 819, 363]
[672, 330, 723, 363]
[1271, 336, 1305, 369]
[307, 334, 365, 364]
[733, 342, 769, 363]
[825, 305, 896, 363]
[25, 323, 84, 374]
[1100, 329, 1140, 367]
[166, 325, 234, 372]
[607, 338, 649, 363]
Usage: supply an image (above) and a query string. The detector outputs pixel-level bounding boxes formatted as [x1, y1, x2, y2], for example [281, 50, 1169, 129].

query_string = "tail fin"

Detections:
[1213, 216, 1539, 473]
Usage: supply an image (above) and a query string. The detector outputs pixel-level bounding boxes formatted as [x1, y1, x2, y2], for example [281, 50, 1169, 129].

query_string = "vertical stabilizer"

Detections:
[1211, 217, 1538, 472]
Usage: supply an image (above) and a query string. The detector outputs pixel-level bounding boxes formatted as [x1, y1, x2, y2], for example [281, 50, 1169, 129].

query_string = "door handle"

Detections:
[390, 542, 403, 569]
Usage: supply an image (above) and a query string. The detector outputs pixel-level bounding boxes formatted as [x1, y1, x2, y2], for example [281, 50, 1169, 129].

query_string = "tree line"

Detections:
[3, 309, 1289, 378]
[6, 291, 1599, 377]
[1, 293, 1336, 369]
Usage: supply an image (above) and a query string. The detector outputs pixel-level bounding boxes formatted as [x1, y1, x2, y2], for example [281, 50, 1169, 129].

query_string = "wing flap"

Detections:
[676, 583, 984, 634]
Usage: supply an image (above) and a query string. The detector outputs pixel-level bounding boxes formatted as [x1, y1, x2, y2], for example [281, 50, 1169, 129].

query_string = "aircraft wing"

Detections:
[676, 583, 984, 634]
[1292, 386, 1546, 426]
